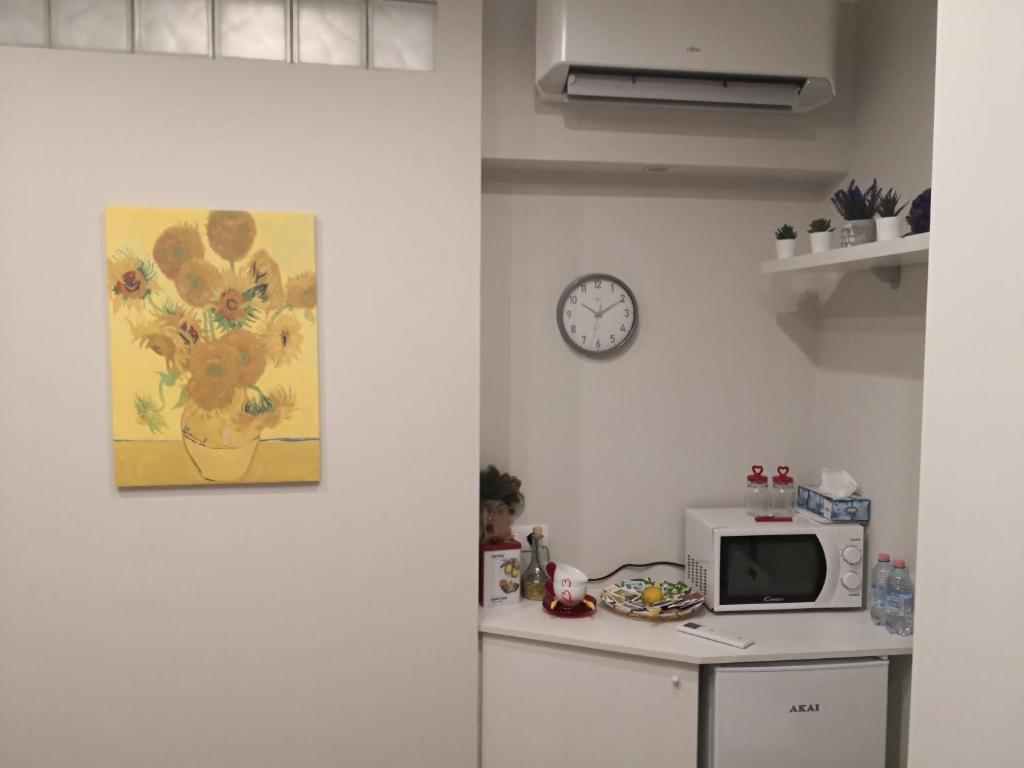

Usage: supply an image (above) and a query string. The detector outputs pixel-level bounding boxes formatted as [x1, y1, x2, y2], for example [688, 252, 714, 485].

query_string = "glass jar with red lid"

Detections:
[745, 465, 769, 516]
[770, 465, 796, 516]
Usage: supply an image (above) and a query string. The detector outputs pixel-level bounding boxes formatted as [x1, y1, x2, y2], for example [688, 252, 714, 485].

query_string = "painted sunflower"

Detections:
[221, 329, 267, 386]
[263, 386, 297, 430]
[109, 251, 158, 313]
[285, 272, 317, 310]
[174, 258, 221, 309]
[152, 223, 204, 279]
[207, 210, 256, 263]
[185, 339, 242, 411]
[246, 249, 284, 308]
[130, 317, 187, 372]
[236, 386, 296, 432]
[160, 303, 205, 348]
[263, 315, 303, 367]
[213, 268, 259, 330]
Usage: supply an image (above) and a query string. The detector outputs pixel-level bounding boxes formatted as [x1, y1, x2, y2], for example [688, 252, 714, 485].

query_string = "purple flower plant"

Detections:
[906, 188, 931, 234]
[831, 178, 881, 221]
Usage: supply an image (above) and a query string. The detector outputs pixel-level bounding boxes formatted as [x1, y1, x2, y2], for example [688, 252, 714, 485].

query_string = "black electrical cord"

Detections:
[589, 561, 687, 583]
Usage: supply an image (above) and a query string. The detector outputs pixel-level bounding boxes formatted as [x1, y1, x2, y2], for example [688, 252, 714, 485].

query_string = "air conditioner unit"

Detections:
[536, 0, 838, 113]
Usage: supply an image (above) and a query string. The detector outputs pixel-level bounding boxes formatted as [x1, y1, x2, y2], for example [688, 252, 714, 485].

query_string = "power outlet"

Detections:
[511, 523, 550, 559]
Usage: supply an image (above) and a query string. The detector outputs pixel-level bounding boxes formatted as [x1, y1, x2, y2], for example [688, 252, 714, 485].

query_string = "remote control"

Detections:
[676, 621, 754, 649]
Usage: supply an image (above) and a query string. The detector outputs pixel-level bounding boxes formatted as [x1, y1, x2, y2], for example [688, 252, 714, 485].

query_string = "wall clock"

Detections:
[556, 273, 638, 357]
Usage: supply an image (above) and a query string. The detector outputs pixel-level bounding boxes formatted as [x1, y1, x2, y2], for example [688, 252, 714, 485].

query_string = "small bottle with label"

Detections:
[884, 560, 914, 636]
[521, 527, 549, 601]
[870, 553, 892, 625]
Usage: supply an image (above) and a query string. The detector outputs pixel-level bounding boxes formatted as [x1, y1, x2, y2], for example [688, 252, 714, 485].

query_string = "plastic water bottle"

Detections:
[884, 560, 914, 636]
[869, 553, 892, 625]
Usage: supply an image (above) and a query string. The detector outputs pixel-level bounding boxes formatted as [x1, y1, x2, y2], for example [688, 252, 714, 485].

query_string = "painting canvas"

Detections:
[105, 207, 320, 487]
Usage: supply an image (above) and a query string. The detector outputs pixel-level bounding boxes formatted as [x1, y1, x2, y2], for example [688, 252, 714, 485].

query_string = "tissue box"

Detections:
[797, 485, 871, 523]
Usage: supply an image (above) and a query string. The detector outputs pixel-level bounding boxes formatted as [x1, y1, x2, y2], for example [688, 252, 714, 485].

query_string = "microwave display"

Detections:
[719, 534, 827, 605]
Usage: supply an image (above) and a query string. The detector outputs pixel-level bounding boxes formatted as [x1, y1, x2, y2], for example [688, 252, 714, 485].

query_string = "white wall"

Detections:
[813, 0, 936, 576]
[482, 190, 821, 574]
[0, 2, 482, 765]
[909, 2, 1024, 765]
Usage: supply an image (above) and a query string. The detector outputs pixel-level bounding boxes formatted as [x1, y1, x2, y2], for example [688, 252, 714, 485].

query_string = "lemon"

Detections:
[641, 585, 663, 606]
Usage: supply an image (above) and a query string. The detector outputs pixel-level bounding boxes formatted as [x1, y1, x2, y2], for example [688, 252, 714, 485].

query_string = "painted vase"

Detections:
[180, 401, 261, 482]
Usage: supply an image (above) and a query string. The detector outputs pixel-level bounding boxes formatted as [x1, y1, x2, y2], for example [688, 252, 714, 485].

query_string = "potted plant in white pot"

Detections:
[831, 179, 880, 247]
[875, 187, 908, 241]
[774, 224, 797, 259]
[808, 218, 834, 254]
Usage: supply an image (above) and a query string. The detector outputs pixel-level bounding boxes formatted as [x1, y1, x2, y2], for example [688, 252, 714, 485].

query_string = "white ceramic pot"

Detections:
[809, 231, 833, 254]
[876, 216, 902, 241]
[775, 239, 797, 259]
[840, 219, 877, 248]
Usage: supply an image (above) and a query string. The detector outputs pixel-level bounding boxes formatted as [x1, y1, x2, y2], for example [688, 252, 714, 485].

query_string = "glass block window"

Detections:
[370, 0, 436, 72]
[0, 0, 438, 72]
[297, 0, 364, 67]
[51, 0, 130, 52]
[0, 0, 48, 47]
[139, 0, 210, 56]
[218, 0, 287, 61]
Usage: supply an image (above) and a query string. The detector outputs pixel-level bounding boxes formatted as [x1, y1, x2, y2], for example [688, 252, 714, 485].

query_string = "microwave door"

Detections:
[718, 533, 828, 607]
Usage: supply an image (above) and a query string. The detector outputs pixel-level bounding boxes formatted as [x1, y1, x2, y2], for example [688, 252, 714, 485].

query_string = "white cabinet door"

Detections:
[481, 636, 698, 768]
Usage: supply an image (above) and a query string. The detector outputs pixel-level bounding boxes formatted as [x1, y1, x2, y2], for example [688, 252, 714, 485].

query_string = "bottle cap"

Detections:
[878, 553, 890, 562]
[772, 465, 794, 485]
[747, 465, 768, 485]
[893, 559, 906, 568]
[532, 526, 544, 536]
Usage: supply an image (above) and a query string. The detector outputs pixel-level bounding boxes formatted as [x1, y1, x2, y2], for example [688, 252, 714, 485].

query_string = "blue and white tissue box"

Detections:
[797, 485, 871, 523]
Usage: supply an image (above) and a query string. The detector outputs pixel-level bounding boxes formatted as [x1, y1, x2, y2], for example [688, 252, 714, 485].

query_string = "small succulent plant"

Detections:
[906, 188, 931, 234]
[774, 224, 798, 240]
[876, 188, 909, 218]
[808, 217, 834, 233]
[831, 178, 881, 221]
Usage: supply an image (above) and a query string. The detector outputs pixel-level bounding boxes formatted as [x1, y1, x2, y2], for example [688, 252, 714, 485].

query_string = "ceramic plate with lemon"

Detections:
[599, 577, 704, 621]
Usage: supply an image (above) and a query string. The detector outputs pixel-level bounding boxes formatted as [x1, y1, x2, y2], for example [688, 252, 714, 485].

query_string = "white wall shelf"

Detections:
[762, 232, 929, 288]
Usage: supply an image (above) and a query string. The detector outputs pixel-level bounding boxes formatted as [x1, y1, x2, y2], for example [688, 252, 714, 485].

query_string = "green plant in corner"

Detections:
[876, 188, 909, 218]
[774, 224, 798, 240]
[808, 217, 834, 233]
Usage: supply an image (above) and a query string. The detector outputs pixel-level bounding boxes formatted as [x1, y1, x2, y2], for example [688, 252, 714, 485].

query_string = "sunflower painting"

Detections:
[105, 207, 320, 487]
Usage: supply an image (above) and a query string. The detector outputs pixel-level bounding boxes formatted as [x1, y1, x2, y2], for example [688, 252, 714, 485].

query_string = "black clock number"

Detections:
[610, 334, 616, 344]
[581, 335, 586, 344]
[571, 325, 576, 333]
[595, 339, 601, 349]
[621, 324, 626, 333]
[570, 296, 577, 304]
[595, 279, 602, 289]
[624, 308, 630, 317]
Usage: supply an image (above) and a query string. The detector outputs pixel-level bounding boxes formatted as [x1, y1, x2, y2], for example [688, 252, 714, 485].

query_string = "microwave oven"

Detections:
[684, 508, 864, 612]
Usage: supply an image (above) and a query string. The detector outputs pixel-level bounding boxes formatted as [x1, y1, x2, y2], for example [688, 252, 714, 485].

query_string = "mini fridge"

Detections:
[701, 657, 888, 768]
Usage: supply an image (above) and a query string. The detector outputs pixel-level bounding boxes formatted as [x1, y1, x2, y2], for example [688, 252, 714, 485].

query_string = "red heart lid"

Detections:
[747, 465, 768, 485]
[772, 465, 794, 485]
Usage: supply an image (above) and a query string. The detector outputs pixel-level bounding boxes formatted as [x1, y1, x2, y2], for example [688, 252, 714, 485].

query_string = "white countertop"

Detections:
[479, 599, 913, 666]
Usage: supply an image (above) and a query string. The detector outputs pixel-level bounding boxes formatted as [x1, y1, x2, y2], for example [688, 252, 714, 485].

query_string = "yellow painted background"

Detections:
[105, 207, 320, 486]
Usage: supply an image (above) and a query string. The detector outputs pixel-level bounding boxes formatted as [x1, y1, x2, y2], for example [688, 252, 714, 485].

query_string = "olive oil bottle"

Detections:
[521, 527, 549, 601]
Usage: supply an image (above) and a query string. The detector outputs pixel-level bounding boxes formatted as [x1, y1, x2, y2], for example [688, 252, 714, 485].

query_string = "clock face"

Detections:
[556, 273, 637, 357]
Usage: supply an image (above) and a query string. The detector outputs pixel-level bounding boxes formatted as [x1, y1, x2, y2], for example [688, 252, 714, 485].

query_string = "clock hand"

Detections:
[596, 298, 625, 318]
[581, 302, 600, 316]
